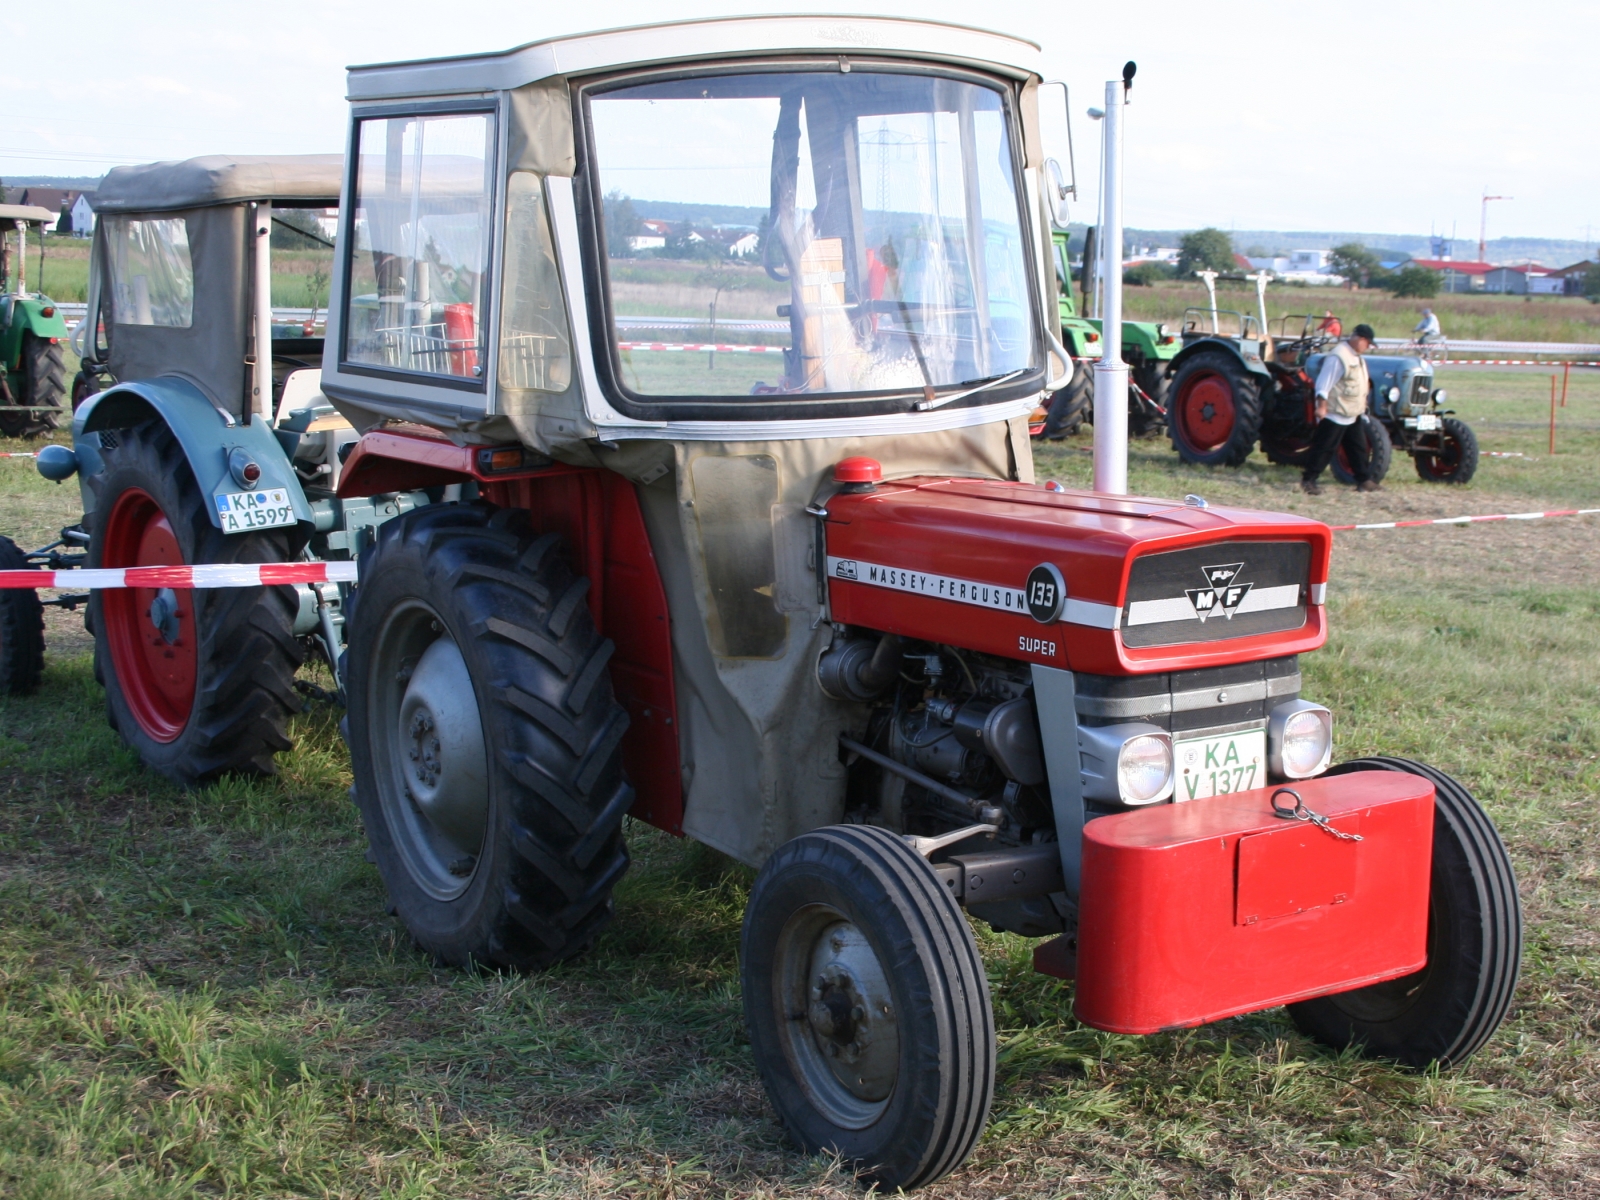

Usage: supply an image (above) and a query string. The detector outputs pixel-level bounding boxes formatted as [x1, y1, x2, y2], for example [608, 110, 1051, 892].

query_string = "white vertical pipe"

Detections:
[252, 202, 273, 422]
[1093, 78, 1127, 495]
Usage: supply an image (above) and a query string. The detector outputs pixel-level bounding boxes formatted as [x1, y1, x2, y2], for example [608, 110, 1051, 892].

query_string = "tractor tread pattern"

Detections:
[1167, 349, 1265, 467]
[0, 334, 66, 438]
[0, 536, 45, 696]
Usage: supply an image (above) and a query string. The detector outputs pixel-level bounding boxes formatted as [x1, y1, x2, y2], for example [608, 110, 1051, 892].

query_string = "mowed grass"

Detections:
[1, 372, 1599, 1196]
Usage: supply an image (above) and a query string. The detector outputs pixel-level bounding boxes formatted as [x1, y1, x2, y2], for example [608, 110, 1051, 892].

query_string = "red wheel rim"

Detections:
[1176, 371, 1236, 452]
[102, 488, 196, 742]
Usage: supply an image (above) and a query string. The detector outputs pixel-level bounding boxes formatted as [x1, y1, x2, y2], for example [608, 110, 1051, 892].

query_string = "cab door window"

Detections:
[344, 111, 495, 381]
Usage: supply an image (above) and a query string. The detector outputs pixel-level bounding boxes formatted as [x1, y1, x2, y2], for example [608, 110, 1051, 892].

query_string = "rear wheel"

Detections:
[87, 419, 303, 785]
[1331, 417, 1393, 485]
[0, 535, 45, 695]
[1166, 351, 1264, 466]
[0, 334, 66, 437]
[1133, 360, 1171, 437]
[1288, 757, 1521, 1066]
[1040, 360, 1092, 439]
[741, 825, 995, 1190]
[1413, 417, 1479, 484]
[345, 504, 632, 970]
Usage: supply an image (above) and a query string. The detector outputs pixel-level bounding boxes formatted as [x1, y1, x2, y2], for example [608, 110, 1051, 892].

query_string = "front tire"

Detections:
[1413, 417, 1479, 484]
[0, 535, 45, 695]
[1040, 359, 1092, 439]
[87, 419, 303, 785]
[1331, 417, 1394, 485]
[1288, 757, 1521, 1066]
[0, 334, 66, 437]
[1166, 350, 1264, 466]
[741, 825, 995, 1190]
[345, 504, 632, 970]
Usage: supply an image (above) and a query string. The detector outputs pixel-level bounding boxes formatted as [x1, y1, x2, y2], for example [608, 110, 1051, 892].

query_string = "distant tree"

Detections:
[603, 190, 642, 257]
[1125, 262, 1176, 287]
[1329, 242, 1385, 288]
[1176, 227, 1236, 277]
[1584, 260, 1600, 304]
[1386, 265, 1439, 298]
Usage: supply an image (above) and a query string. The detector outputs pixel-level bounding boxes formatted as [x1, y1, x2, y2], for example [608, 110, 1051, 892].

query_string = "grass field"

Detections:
[1, 369, 1598, 1197]
[1119, 280, 1600, 347]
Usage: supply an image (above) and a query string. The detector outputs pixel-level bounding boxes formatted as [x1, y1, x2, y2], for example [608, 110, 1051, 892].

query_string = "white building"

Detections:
[729, 232, 760, 256]
[68, 192, 96, 236]
[627, 234, 666, 251]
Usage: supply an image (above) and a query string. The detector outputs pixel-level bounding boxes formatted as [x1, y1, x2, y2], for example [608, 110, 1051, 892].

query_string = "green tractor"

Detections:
[0, 206, 71, 438]
[1032, 228, 1180, 440]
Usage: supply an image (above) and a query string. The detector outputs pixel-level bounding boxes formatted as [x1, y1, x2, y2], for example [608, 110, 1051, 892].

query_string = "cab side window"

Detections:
[104, 216, 194, 328]
[497, 172, 571, 393]
[344, 111, 495, 380]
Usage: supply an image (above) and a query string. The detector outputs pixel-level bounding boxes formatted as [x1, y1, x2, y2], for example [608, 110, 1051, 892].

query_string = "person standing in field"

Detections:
[1414, 307, 1442, 344]
[1317, 310, 1342, 337]
[1302, 323, 1380, 495]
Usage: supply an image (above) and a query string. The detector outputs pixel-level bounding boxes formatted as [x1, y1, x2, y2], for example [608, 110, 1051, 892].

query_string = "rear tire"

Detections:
[345, 503, 632, 970]
[1133, 360, 1171, 437]
[1288, 757, 1521, 1067]
[0, 535, 45, 695]
[741, 825, 995, 1190]
[0, 334, 66, 437]
[1040, 360, 1092, 439]
[1166, 350, 1264, 466]
[86, 419, 303, 785]
[1413, 417, 1479, 484]
[1331, 417, 1393, 485]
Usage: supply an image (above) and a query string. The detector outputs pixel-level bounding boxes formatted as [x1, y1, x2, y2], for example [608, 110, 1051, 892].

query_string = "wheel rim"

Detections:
[1176, 370, 1236, 452]
[773, 904, 900, 1129]
[1417, 433, 1461, 479]
[367, 600, 489, 901]
[101, 488, 196, 741]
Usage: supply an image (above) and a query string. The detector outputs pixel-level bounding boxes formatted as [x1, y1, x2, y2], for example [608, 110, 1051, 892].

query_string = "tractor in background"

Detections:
[0, 205, 71, 438]
[1033, 229, 1179, 439]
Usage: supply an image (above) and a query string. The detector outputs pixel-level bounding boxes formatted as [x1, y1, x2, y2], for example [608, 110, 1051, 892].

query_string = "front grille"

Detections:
[1075, 655, 1300, 734]
[1121, 540, 1310, 648]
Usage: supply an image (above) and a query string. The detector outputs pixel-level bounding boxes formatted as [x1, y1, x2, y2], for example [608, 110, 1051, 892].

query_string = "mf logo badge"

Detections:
[1185, 562, 1253, 622]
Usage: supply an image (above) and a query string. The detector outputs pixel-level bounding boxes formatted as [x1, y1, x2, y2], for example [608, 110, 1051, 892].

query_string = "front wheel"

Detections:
[1331, 417, 1394, 485]
[1288, 757, 1521, 1066]
[1039, 359, 1092, 439]
[87, 420, 304, 784]
[1413, 417, 1479, 484]
[1166, 351, 1264, 466]
[345, 504, 633, 970]
[741, 825, 995, 1190]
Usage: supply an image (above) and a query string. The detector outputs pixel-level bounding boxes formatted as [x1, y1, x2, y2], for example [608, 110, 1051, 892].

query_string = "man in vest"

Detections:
[1302, 323, 1380, 495]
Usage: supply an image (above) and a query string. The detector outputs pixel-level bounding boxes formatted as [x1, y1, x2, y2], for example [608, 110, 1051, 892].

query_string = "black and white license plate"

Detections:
[215, 487, 295, 534]
[1174, 729, 1266, 801]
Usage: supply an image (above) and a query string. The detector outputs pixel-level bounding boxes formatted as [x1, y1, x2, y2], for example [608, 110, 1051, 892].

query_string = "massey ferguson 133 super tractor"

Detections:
[66, 17, 1518, 1189]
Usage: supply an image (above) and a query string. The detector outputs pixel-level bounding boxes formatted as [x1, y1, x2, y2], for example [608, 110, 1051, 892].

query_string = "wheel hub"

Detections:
[395, 634, 489, 861]
[148, 588, 181, 645]
[805, 923, 898, 1102]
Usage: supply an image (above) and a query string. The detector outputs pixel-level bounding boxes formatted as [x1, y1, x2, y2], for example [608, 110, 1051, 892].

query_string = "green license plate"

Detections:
[1174, 729, 1266, 801]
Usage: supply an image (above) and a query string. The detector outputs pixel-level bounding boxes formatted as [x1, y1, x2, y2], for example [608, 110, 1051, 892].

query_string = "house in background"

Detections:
[14, 187, 70, 231]
[1407, 258, 1494, 293]
[1483, 264, 1561, 295]
[1553, 260, 1597, 296]
[63, 191, 96, 236]
[728, 232, 760, 257]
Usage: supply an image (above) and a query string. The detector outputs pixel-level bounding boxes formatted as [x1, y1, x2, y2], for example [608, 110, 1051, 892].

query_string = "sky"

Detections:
[2, 0, 1595, 246]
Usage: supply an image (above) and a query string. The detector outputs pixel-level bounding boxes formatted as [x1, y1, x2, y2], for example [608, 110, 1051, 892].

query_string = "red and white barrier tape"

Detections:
[1330, 507, 1600, 532]
[1436, 359, 1600, 367]
[617, 341, 785, 353]
[0, 561, 357, 590]
[2, 452, 39, 458]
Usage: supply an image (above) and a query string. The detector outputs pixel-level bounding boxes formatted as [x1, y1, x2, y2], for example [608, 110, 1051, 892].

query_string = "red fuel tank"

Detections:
[822, 478, 1332, 675]
[1073, 770, 1434, 1034]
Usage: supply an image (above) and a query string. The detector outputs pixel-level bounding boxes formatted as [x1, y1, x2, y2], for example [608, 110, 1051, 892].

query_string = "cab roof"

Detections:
[0, 204, 58, 224]
[346, 14, 1043, 100]
[93, 154, 345, 214]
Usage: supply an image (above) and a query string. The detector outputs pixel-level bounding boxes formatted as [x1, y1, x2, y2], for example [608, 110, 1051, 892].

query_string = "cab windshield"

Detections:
[587, 69, 1038, 401]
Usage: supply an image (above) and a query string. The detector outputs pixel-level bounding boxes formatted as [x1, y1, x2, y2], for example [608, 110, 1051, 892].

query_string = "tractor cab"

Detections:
[0, 203, 73, 438]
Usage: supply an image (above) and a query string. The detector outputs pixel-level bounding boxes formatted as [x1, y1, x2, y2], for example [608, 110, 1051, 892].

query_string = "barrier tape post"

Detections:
[1550, 374, 1557, 455]
[1562, 360, 1570, 408]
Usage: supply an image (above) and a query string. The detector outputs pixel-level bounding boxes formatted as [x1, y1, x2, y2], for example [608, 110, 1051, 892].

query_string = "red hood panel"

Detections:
[823, 477, 1332, 675]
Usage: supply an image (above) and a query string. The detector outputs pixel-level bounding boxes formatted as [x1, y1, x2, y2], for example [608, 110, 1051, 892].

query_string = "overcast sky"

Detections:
[2, 0, 1594, 245]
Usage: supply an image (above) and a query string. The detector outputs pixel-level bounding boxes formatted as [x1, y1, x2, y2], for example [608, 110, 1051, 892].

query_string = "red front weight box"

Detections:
[1074, 770, 1434, 1034]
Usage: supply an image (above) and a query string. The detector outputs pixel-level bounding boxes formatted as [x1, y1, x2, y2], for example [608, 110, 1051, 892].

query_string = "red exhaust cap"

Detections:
[834, 456, 882, 484]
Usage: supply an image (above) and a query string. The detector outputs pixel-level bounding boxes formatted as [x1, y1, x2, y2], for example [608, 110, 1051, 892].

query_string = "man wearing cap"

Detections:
[1302, 323, 1380, 495]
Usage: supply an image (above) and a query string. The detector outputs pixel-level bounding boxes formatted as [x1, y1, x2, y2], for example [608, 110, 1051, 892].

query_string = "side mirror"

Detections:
[1043, 159, 1072, 228]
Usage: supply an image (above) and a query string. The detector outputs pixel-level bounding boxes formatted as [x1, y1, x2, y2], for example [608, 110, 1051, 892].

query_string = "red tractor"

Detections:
[68, 17, 1519, 1190]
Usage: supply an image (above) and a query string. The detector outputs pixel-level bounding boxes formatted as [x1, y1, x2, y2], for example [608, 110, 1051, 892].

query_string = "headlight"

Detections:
[1431, 387, 1448, 405]
[1078, 722, 1174, 805]
[1119, 735, 1175, 804]
[1387, 386, 1401, 403]
[1268, 700, 1332, 779]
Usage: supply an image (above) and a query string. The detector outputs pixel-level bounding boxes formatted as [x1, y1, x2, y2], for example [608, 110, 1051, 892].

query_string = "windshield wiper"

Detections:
[912, 368, 1032, 412]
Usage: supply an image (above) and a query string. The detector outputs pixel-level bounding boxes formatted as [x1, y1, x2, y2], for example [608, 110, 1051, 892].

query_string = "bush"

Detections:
[1176, 228, 1236, 277]
[1124, 262, 1175, 286]
[1584, 262, 1600, 304]
[1387, 266, 1440, 298]
[1328, 242, 1391, 288]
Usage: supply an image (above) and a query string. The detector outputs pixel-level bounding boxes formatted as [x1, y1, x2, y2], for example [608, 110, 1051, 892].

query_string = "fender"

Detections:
[1166, 335, 1272, 381]
[73, 376, 313, 533]
[2, 297, 72, 367]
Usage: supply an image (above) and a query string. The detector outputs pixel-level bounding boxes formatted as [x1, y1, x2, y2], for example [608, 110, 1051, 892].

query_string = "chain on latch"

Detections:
[1270, 787, 1364, 842]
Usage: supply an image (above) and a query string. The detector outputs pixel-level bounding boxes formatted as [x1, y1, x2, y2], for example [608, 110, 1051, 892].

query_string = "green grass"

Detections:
[2, 373, 1599, 1196]
[1120, 280, 1600, 346]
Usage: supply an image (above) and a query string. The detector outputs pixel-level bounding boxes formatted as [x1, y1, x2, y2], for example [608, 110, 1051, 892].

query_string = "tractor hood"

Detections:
[823, 478, 1332, 675]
